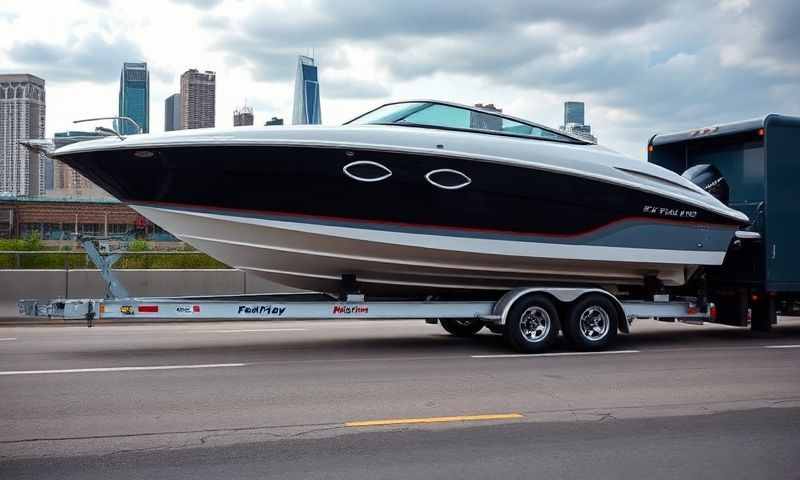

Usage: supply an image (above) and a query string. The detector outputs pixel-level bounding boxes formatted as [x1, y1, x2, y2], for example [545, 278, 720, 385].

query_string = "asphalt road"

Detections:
[1, 318, 799, 479]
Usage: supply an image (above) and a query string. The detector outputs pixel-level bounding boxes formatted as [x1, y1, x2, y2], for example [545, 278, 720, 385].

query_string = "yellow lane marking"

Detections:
[345, 413, 523, 427]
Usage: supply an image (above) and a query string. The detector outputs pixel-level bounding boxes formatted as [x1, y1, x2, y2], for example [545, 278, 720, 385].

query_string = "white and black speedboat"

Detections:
[50, 100, 749, 296]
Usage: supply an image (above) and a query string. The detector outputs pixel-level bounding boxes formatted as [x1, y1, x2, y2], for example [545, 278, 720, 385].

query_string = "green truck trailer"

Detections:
[648, 114, 800, 330]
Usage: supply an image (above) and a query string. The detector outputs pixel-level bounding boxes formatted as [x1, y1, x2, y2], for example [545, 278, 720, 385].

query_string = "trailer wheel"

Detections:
[564, 294, 618, 350]
[503, 294, 559, 353]
[440, 318, 484, 337]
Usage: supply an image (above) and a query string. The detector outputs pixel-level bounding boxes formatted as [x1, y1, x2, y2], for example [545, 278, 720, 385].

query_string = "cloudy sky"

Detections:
[1, 0, 798, 159]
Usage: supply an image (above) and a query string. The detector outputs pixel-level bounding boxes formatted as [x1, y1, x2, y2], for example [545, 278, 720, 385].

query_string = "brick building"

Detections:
[0, 195, 175, 241]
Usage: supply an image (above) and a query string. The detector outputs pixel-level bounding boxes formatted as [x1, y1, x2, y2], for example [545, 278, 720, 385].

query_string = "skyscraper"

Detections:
[292, 56, 321, 125]
[563, 101, 585, 126]
[0, 74, 46, 196]
[118, 62, 149, 135]
[180, 69, 216, 129]
[233, 106, 254, 126]
[559, 101, 597, 143]
[164, 93, 181, 131]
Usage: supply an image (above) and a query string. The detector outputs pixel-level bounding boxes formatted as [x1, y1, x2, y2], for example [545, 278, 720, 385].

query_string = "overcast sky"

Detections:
[1, 0, 798, 159]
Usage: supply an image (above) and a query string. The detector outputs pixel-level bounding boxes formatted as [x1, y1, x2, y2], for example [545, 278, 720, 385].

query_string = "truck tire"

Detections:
[563, 294, 618, 350]
[440, 318, 484, 337]
[503, 294, 560, 353]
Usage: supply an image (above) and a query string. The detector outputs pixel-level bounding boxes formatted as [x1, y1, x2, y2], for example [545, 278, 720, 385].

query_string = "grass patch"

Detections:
[0, 252, 229, 269]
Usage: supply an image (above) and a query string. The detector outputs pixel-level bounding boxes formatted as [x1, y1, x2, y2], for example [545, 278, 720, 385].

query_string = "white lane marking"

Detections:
[472, 350, 639, 359]
[203, 328, 308, 333]
[0, 363, 247, 376]
[764, 345, 800, 349]
[0, 337, 17, 341]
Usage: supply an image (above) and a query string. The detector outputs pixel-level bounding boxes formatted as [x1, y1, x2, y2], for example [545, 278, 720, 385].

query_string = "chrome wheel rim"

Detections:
[519, 306, 551, 343]
[579, 306, 610, 341]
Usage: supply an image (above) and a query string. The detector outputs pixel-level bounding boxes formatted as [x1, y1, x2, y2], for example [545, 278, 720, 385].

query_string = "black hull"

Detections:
[59, 144, 739, 237]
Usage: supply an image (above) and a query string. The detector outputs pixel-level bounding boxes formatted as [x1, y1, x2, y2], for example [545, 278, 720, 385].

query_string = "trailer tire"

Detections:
[503, 294, 560, 353]
[564, 294, 618, 350]
[440, 318, 484, 337]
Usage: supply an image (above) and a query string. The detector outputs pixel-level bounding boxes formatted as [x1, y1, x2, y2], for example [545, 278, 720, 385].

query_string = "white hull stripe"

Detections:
[137, 205, 728, 266]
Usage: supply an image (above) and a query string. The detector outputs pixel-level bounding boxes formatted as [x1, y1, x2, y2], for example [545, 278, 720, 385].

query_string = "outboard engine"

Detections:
[682, 164, 729, 205]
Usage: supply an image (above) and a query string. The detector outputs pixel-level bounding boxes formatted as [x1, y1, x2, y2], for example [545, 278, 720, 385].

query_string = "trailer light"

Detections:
[751, 294, 760, 302]
[647, 144, 654, 153]
[758, 128, 765, 137]
[138, 305, 159, 313]
[709, 304, 717, 321]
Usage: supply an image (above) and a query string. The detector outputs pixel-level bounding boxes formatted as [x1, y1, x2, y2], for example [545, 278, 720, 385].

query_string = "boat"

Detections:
[49, 100, 749, 297]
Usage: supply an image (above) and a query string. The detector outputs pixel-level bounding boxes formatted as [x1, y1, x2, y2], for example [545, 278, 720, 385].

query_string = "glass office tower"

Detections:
[118, 62, 149, 134]
[564, 101, 585, 126]
[164, 93, 181, 131]
[292, 56, 321, 125]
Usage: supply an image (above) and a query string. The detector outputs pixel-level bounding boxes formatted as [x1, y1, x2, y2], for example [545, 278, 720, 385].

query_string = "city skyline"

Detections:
[0, 1, 797, 160]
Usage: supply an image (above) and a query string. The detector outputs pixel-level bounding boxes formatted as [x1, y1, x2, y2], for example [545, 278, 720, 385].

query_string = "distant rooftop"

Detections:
[0, 194, 121, 205]
[0, 73, 45, 85]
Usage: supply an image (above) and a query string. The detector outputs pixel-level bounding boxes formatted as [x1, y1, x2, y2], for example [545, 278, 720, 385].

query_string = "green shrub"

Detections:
[0, 251, 231, 270]
[127, 239, 150, 252]
[0, 252, 86, 269]
[0, 233, 43, 251]
[115, 253, 228, 269]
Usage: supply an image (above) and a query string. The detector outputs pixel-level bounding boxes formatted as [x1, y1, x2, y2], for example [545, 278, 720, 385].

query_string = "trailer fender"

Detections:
[493, 287, 629, 334]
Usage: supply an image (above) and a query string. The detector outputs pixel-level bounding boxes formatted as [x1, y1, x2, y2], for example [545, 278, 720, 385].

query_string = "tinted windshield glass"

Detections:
[349, 102, 578, 142]
[348, 102, 428, 125]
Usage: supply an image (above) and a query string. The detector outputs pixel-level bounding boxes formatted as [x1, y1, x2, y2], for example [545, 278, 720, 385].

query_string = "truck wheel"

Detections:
[440, 318, 484, 337]
[564, 294, 618, 350]
[503, 294, 559, 353]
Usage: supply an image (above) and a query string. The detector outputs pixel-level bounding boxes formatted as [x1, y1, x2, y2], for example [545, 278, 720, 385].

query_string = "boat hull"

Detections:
[132, 203, 735, 295]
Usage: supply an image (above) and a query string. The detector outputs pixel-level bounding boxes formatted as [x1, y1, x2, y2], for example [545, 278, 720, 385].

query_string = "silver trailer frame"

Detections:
[17, 289, 708, 326]
[16, 237, 712, 353]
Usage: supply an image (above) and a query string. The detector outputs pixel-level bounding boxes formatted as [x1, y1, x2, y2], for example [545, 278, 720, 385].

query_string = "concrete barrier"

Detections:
[0, 269, 298, 318]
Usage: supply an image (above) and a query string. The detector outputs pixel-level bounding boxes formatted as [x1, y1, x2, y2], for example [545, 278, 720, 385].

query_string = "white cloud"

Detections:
[0, 0, 797, 159]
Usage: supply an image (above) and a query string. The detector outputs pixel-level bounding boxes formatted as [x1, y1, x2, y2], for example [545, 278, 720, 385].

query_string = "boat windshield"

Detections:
[346, 101, 583, 143]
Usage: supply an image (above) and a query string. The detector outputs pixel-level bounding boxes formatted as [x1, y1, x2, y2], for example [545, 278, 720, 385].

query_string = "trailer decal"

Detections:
[175, 305, 201, 315]
[332, 304, 369, 315]
[236, 305, 286, 316]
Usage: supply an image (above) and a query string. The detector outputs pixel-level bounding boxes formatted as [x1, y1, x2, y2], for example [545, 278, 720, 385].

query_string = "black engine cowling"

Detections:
[682, 164, 729, 205]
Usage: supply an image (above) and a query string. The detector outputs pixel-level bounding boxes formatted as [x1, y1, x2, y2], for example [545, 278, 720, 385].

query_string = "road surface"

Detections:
[1, 318, 799, 478]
